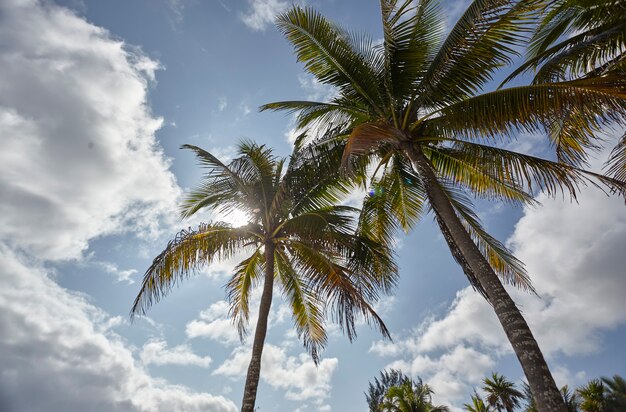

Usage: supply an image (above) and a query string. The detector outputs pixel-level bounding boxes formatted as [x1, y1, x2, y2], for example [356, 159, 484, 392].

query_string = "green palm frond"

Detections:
[275, 7, 385, 115]
[433, 139, 626, 199]
[380, 0, 442, 119]
[439, 183, 533, 291]
[606, 131, 626, 182]
[227, 247, 265, 339]
[180, 144, 254, 218]
[420, 74, 626, 150]
[287, 239, 392, 342]
[419, 0, 544, 107]
[425, 145, 537, 205]
[131, 223, 259, 318]
[275, 248, 327, 362]
[260, 99, 369, 131]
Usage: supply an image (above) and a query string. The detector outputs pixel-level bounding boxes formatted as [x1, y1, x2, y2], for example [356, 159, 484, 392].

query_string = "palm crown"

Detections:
[263, 1, 626, 293]
[131, 140, 397, 411]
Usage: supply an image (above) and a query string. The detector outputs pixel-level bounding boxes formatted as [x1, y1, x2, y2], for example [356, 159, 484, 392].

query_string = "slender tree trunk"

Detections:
[241, 242, 275, 412]
[406, 146, 566, 412]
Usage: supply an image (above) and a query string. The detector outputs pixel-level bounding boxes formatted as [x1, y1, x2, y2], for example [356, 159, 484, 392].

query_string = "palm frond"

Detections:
[226, 247, 265, 339]
[287, 239, 392, 342]
[418, 0, 544, 106]
[275, 248, 327, 362]
[131, 223, 259, 318]
[440, 182, 534, 291]
[606, 131, 626, 182]
[276, 7, 385, 115]
[432, 139, 626, 200]
[423, 75, 626, 151]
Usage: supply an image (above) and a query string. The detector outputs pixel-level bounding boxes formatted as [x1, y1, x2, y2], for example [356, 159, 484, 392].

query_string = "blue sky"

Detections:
[0, 0, 625, 411]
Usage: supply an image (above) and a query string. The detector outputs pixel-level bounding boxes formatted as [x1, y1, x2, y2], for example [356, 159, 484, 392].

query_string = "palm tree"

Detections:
[367, 369, 414, 411]
[483, 373, 523, 412]
[577, 379, 606, 412]
[561, 385, 581, 412]
[602, 375, 626, 412]
[261, 2, 626, 411]
[503, 0, 626, 183]
[465, 392, 492, 412]
[379, 380, 450, 412]
[131, 141, 397, 412]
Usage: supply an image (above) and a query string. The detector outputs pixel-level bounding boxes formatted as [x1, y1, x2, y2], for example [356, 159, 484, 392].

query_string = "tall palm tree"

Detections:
[503, 0, 626, 183]
[577, 379, 606, 412]
[465, 392, 492, 412]
[602, 375, 626, 411]
[380, 380, 450, 412]
[261, 2, 626, 411]
[483, 373, 524, 412]
[131, 141, 397, 412]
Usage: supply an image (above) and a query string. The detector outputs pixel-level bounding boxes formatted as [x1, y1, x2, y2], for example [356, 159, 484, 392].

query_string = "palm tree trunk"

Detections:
[241, 242, 275, 412]
[406, 146, 566, 412]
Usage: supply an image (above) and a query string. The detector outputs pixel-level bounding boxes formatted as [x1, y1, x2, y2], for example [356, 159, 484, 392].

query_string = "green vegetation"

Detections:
[131, 141, 397, 412]
[368, 371, 626, 412]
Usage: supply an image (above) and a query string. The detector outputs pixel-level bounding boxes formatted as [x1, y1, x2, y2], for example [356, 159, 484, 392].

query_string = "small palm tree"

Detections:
[561, 385, 580, 412]
[483, 373, 524, 412]
[367, 369, 414, 412]
[465, 392, 492, 412]
[380, 380, 449, 412]
[131, 141, 397, 412]
[602, 375, 626, 411]
[577, 379, 606, 412]
[262, 1, 626, 411]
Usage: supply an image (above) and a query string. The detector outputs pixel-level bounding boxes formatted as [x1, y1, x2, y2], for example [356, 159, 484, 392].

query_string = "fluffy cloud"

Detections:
[240, 0, 289, 31]
[140, 339, 212, 368]
[0, 0, 181, 261]
[370, 179, 626, 405]
[0, 246, 236, 412]
[214, 344, 338, 408]
[186, 300, 241, 345]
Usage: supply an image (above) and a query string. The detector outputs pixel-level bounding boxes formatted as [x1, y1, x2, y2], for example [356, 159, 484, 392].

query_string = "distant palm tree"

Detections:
[577, 379, 606, 412]
[380, 380, 449, 412]
[483, 373, 524, 412]
[560, 385, 580, 412]
[131, 141, 397, 412]
[367, 369, 413, 412]
[262, 1, 626, 410]
[464, 392, 492, 412]
[602, 375, 626, 411]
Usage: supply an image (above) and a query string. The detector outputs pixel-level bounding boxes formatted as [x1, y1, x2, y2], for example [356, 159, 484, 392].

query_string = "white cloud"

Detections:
[240, 0, 289, 31]
[370, 180, 626, 406]
[0, 246, 236, 412]
[140, 338, 212, 368]
[0, 0, 181, 261]
[186, 300, 241, 345]
[214, 344, 338, 407]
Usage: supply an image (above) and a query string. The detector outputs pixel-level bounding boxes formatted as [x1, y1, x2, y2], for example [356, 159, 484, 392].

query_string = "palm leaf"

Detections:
[131, 223, 259, 318]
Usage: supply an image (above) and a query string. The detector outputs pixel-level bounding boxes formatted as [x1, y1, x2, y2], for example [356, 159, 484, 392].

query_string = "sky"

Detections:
[0, 0, 625, 411]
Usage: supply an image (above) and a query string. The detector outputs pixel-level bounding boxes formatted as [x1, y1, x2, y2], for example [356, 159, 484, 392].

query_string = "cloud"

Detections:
[0, 0, 181, 261]
[214, 344, 338, 407]
[240, 0, 289, 31]
[186, 300, 241, 345]
[140, 338, 212, 368]
[369, 155, 626, 406]
[0, 246, 236, 412]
